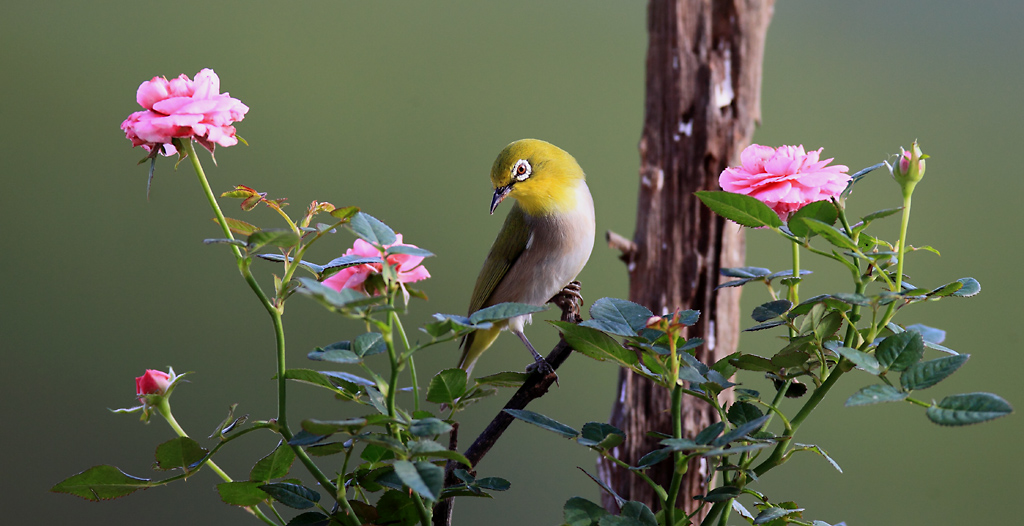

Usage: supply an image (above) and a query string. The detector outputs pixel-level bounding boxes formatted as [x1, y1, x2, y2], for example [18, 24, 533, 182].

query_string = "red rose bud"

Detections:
[136, 369, 172, 398]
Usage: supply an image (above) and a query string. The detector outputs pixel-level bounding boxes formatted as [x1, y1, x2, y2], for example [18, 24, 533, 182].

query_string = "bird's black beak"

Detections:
[490, 184, 513, 215]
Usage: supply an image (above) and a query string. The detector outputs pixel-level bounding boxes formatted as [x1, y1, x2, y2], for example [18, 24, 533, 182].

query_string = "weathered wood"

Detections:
[596, 0, 773, 519]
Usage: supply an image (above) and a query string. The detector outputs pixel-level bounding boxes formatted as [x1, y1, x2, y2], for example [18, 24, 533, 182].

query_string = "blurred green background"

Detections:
[3, 1, 1021, 524]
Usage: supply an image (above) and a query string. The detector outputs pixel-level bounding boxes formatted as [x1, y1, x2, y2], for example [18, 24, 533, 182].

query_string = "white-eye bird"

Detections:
[457, 139, 596, 376]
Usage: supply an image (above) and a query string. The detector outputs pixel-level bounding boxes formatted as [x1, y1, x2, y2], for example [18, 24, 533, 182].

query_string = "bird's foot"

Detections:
[526, 357, 558, 384]
[549, 280, 583, 323]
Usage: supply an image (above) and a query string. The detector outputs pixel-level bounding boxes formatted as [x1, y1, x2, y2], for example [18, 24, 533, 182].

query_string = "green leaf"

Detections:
[347, 212, 397, 246]
[285, 512, 331, 526]
[247, 229, 301, 253]
[250, 442, 295, 482]
[695, 191, 783, 228]
[581, 298, 654, 337]
[301, 418, 367, 437]
[699, 486, 742, 502]
[727, 402, 764, 426]
[409, 418, 452, 437]
[469, 302, 548, 324]
[694, 421, 725, 445]
[224, 217, 260, 236]
[474, 371, 530, 388]
[393, 460, 443, 501]
[619, 501, 658, 526]
[798, 218, 857, 250]
[504, 409, 579, 439]
[713, 415, 770, 446]
[751, 300, 791, 322]
[860, 207, 902, 224]
[729, 354, 776, 372]
[876, 331, 924, 372]
[659, 438, 701, 451]
[282, 369, 347, 395]
[788, 200, 838, 237]
[353, 332, 387, 357]
[833, 346, 881, 375]
[845, 384, 907, 406]
[217, 481, 268, 506]
[256, 254, 326, 277]
[376, 489, 419, 525]
[754, 506, 804, 524]
[564, 496, 610, 526]
[744, 320, 788, 332]
[950, 277, 981, 297]
[153, 437, 208, 472]
[551, 321, 637, 365]
[294, 278, 378, 311]
[306, 341, 359, 363]
[476, 477, 511, 491]
[927, 393, 1013, 426]
[386, 245, 435, 258]
[426, 368, 468, 405]
[634, 448, 672, 469]
[901, 355, 970, 391]
[50, 465, 155, 501]
[329, 205, 360, 222]
[408, 439, 472, 467]
[321, 254, 383, 271]
[305, 442, 349, 457]
[258, 482, 321, 509]
[577, 422, 626, 450]
[791, 443, 843, 473]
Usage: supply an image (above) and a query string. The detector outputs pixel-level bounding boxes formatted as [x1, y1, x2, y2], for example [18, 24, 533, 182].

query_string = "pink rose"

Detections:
[719, 144, 850, 221]
[323, 234, 431, 294]
[136, 369, 172, 399]
[120, 68, 249, 155]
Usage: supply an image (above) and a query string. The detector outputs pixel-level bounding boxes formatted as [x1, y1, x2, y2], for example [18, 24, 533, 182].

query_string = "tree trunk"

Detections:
[597, 0, 773, 520]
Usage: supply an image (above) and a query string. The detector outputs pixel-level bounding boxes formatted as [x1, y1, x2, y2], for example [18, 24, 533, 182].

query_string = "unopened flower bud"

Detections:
[889, 141, 926, 198]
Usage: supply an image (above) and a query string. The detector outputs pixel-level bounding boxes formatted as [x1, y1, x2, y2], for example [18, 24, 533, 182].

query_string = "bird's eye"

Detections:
[512, 159, 532, 181]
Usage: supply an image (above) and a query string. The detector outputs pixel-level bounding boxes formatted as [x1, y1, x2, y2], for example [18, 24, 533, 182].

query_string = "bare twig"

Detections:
[606, 230, 637, 264]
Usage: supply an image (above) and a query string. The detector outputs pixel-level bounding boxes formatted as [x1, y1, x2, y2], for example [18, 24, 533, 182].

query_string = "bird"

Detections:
[457, 139, 596, 376]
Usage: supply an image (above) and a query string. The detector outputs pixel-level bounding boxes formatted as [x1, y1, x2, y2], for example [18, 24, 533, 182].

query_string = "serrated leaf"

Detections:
[578, 422, 626, 450]
[927, 393, 1013, 426]
[504, 409, 579, 439]
[833, 346, 881, 375]
[788, 200, 838, 237]
[250, 442, 295, 482]
[153, 437, 208, 472]
[721, 267, 772, 278]
[285, 512, 331, 526]
[347, 212, 396, 246]
[474, 371, 530, 388]
[258, 482, 320, 509]
[901, 355, 970, 391]
[217, 481, 268, 506]
[582, 298, 655, 336]
[696, 191, 783, 228]
[469, 302, 548, 324]
[727, 402, 764, 426]
[950, 277, 981, 297]
[294, 278, 378, 311]
[329, 206, 359, 222]
[385, 245, 435, 258]
[393, 460, 443, 501]
[845, 384, 907, 406]
[247, 229, 301, 253]
[860, 207, 902, 223]
[300, 418, 368, 436]
[799, 218, 857, 250]
[224, 217, 260, 236]
[426, 368, 467, 405]
[564, 496, 610, 526]
[754, 507, 804, 524]
[791, 443, 843, 473]
[619, 501, 658, 526]
[353, 332, 386, 357]
[282, 369, 346, 395]
[551, 321, 637, 365]
[905, 323, 946, 344]
[695, 421, 725, 445]
[729, 354, 776, 372]
[305, 442, 349, 457]
[306, 341, 359, 363]
[256, 254, 326, 276]
[476, 477, 511, 491]
[408, 439, 472, 467]
[751, 300, 792, 322]
[713, 415, 770, 446]
[321, 254, 383, 270]
[409, 418, 452, 437]
[50, 465, 155, 501]
[876, 331, 924, 372]
[744, 320, 788, 332]
[699, 486, 742, 502]
[634, 448, 672, 469]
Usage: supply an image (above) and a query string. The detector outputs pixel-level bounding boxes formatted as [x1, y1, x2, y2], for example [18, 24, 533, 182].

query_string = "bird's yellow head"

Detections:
[489, 139, 586, 217]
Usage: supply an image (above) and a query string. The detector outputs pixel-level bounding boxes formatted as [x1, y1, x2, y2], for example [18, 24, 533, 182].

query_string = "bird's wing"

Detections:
[467, 203, 531, 314]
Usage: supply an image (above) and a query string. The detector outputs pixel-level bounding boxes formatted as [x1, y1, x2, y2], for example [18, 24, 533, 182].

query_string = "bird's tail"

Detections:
[457, 326, 501, 377]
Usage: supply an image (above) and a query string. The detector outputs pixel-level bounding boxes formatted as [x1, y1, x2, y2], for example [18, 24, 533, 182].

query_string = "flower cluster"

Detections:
[719, 144, 850, 220]
[323, 234, 430, 295]
[121, 68, 249, 156]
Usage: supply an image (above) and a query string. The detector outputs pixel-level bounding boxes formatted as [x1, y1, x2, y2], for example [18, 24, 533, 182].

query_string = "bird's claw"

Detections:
[549, 281, 584, 323]
[526, 358, 558, 383]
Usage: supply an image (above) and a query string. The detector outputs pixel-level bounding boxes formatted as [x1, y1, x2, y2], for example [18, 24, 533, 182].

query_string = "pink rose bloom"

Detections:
[120, 68, 249, 155]
[719, 144, 850, 221]
[323, 234, 431, 294]
[136, 369, 172, 398]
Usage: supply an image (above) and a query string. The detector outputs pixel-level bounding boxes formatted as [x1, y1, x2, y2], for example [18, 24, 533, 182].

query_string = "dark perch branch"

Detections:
[432, 284, 584, 526]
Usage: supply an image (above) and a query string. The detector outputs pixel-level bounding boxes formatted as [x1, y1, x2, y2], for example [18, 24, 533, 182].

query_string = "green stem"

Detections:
[789, 239, 800, 306]
[700, 501, 729, 526]
[892, 194, 913, 293]
[391, 311, 419, 412]
[155, 398, 278, 526]
[412, 493, 432, 526]
[600, 452, 668, 501]
[664, 381, 684, 526]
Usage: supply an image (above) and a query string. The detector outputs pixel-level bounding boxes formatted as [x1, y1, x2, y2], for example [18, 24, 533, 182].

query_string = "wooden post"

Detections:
[598, 0, 773, 519]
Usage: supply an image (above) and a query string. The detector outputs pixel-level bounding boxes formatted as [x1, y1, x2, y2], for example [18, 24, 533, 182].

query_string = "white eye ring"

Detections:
[512, 159, 532, 182]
